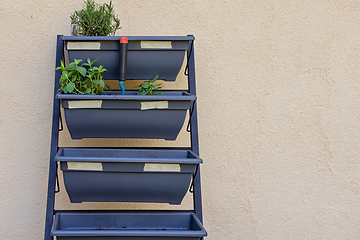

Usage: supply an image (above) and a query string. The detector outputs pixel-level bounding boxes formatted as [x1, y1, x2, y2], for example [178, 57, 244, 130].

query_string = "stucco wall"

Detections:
[1, 0, 360, 239]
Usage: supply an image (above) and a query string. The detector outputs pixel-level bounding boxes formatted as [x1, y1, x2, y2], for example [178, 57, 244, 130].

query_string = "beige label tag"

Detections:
[67, 42, 101, 50]
[67, 162, 103, 171]
[141, 101, 168, 110]
[144, 163, 181, 172]
[140, 41, 172, 49]
[68, 100, 102, 109]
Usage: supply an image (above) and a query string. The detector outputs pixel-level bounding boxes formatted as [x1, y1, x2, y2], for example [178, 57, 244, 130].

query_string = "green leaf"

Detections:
[98, 88, 105, 94]
[60, 80, 68, 86]
[61, 71, 68, 78]
[77, 67, 87, 76]
[99, 80, 105, 88]
[74, 59, 83, 65]
[70, 74, 77, 82]
[105, 83, 111, 90]
[55, 60, 65, 70]
[85, 88, 91, 94]
[66, 82, 75, 93]
[65, 62, 76, 70]
[91, 58, 98, 65]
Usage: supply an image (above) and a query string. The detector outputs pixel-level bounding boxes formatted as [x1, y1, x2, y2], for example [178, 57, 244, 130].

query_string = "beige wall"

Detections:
[1, 0, 360, 239]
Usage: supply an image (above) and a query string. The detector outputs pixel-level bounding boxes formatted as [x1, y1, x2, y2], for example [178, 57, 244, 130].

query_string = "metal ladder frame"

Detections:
[44, 35, 203, 239]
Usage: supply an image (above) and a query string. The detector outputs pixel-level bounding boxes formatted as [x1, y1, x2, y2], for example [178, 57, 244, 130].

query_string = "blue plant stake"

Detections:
[119, 81, 125, 95]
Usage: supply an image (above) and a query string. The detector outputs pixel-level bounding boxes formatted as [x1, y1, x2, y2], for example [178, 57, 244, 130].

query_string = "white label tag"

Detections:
[140, 41, 172, 49]
[68, 100, 102, 109]
[141, 101, 168, 110]
[67, 42, 101, 50]
[144, 163, 181, 172]
[67, 162, 103, 171]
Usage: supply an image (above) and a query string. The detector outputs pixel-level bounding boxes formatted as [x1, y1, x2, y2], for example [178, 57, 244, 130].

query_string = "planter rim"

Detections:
[55, 148, 202, 164]
[56, 91, 196, 101]
[51, 212, 207, 237]
[61, 35, 195, 41]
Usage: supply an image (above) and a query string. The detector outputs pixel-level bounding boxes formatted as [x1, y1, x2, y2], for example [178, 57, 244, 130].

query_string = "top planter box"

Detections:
[61, 36, 194, 81]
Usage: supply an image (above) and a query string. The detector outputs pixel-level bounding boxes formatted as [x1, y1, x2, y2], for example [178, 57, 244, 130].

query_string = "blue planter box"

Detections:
[56, 148, 202, 204]
[51, 212, 207, 239]
[57, 91, 196, 140]
[62, 36, 193, 81]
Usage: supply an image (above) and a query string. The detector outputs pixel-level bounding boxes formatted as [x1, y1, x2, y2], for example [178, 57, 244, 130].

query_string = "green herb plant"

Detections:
[71, 0, 121, 36]
[56, 58, 111, 94]
[134, 75, 163, 95]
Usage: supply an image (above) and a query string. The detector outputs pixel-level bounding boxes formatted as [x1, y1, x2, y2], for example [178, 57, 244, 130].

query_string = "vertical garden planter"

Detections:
[62, 36, 193, 81]
[57, 91, 196, 140]
[51, 212, 207, 239]
[44, 35, 205, 240]
[55, 148, 202, 204]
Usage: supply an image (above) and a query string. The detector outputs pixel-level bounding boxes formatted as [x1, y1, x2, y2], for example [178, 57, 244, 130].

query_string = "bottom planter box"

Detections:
[51, 212, 207, 239]
[56, 148, 202, 204]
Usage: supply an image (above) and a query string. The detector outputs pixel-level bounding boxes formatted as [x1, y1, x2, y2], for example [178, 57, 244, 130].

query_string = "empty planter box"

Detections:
[51, 212, 207, 240]
[62, 36, 193, 81]
[56, 148, 202, 204]
[57, 91, 196, 140]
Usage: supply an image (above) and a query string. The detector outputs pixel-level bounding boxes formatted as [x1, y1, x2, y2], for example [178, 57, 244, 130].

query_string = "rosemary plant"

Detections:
[71, 0, 121, 36]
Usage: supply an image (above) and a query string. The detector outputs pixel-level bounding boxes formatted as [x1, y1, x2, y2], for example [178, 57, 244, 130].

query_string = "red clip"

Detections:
[120, 37, 128, 43]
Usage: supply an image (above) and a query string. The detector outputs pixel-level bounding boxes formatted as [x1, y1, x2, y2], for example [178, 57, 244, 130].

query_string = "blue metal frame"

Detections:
[44, 35, 63, 240]
[44, 35, 204, 239]
[187, 38, 204, 224]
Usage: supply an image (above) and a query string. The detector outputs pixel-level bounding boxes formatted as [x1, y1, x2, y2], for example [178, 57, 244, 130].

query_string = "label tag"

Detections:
[67, 162, 103, 171]
[67, 42, 101, 50]
[141, 101, 168, 110]
[144, 163, 181, 172]
[140, 41, 172, 49]
[68, 100, 102, 109]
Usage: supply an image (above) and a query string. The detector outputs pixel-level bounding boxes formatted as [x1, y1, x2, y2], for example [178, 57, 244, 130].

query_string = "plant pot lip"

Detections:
[51, 212, 207, 237]
[56, 91, 196, 101]
[55, 148, 203, 164]
[61, 35, 195, 41]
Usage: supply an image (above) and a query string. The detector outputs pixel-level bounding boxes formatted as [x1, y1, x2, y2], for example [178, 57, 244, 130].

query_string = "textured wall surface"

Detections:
[1, 0, 360, 239]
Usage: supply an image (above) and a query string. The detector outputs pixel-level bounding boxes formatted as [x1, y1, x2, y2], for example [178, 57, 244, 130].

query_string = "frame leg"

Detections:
[44, 35, 63, 240]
